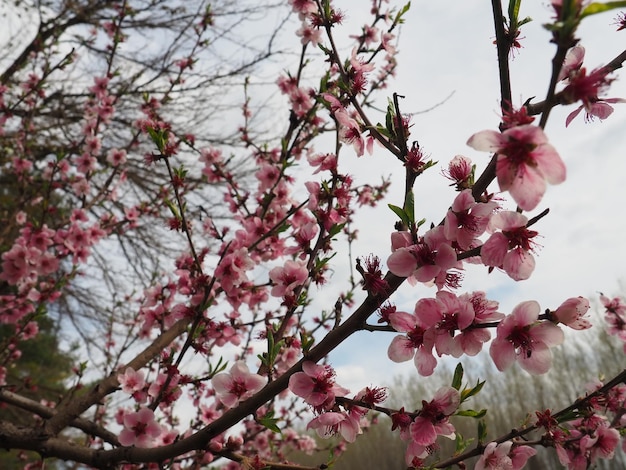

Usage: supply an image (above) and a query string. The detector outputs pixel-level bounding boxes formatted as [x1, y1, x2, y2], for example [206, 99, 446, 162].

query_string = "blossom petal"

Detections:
[519, 342, 552, 374]
[388, 335, 415, 362]
[387, 248, 416, 277]
[489, 338, 516, 371]
[532, 321, 565, 347]
[505, 165, 546, 211]
[466, 130, 503, 152]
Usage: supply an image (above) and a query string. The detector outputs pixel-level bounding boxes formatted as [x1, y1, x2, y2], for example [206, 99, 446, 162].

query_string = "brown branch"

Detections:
[0, 390, 119, 445]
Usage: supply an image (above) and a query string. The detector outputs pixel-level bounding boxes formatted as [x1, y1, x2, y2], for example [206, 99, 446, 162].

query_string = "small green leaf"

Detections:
[393, 2, 411, 26]
[388, 203, 410, 227]
[300, 331, 315, 353]
[163, 198, 180, 218]
[456, 409, 487, 419]
[328, 223, 345, 238]
[375, 123, 393, 139]
[461, 379, 485, 402]
[478, 419, 488, 443]
[454, 432, 474, 453]
[556, 410, 581, 423]
[404, 190, 415, 225]
[208, 357, 228, 377]
[581, 1, 626, 18]
[452, 363, 463, 390]
[508, 0, 522, 24]
[258, 411, 282, 434]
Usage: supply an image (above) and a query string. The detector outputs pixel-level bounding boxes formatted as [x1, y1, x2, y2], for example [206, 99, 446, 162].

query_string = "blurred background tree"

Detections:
[0, 0, 283, 365]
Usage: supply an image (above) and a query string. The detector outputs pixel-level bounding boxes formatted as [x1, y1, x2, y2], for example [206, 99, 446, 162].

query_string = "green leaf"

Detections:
[385, 99, 396, 138]
[208, 357, 228, 377]
[328, 223, 346, 238]
[388, 203, 410, 227]
[375, 124, 393, 139]
[258, 411, 282, 434]
[404, 190, 415, 225]
[393, 2, 411, 26]
[163, 198, 180, 218]
[456, 409, 487, 419]
[460, 379, 486, 402]
[478, 419, 488, 443]
[451, 363, 463, 390]
[508, 0, 522, 24]
[454, 432, 474, 454]
[300, 331, 315, 354]
[556, 410, 581, 423]
[581, 1, 626, 18]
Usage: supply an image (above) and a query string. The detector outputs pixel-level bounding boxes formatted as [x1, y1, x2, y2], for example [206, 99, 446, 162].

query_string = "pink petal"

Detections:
[488, 211, 527, 232]
[531, 321, 564, 347]
[391, 231, 413, 250]
[533, 143, 566, 184]
[565, 106, 583, 127]
[389, 311, 418, 333]
[511, 300, 540, 325]
[558, 45, 585, 81]
[414, 298, 443, 326]
[388, 335, 415, 362]
[415, 348, 437, 376]
[414, 264, 440, 282]
[435, 243, 458, 270]
[505, 164, 546, 211]
[503, 247, 535, 280]
[589, 102, 614, 120]
[410, 417, 437, 446]
[466, 130, 503, 152]
[490, 338, 516, 371]
[495, 154, 517, 191]
[519, 342, 552, 374]
[481, 233, 508, 267]
[387, 248, 416, 277]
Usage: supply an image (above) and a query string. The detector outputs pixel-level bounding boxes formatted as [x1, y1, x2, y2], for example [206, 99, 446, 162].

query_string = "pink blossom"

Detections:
[409, 386, 459, 447]
[430, 291, 475, 358]
[118, 407, 162, 447]
[553, 296, 591, 330]
[106, 148, 127, 166]
[600, 294, 626, 345]
[307, 411, 361, 442]
[559, 46, 625, 126]
[269, 259, 308, 298]
[387, 300, 440, 376]
[476, 441, 536, 470]
[288, 361, 349, 410]
[580, 424, 620, 462]
[444, 189, 498, 250]
[387, 228, 457, 285]
[490, 300, 564, 374]
[288, 0, 317, 19]
[296, 23, 322, 46]
[307, 152, 337, 174]
[211, 361, 266, 408]
[443, 154, 473, 189]
[117, 367, 146, 395]
[481, 211, 537, 281]
[335, 110, 365, 157]
[467, 125, 566, 211]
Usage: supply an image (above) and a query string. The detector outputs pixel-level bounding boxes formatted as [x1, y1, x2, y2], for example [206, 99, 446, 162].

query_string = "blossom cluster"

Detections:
[0, 0, 625, 469]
